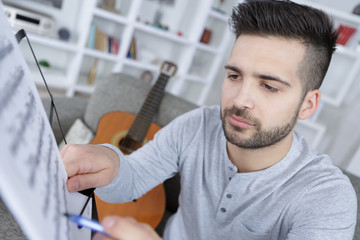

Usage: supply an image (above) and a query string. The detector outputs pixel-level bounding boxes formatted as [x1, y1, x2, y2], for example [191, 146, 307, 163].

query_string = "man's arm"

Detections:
[61, 107, 201, 200]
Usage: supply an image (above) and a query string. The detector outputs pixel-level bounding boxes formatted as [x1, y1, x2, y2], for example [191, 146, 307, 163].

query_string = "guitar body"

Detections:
[91, 111, 166, 228]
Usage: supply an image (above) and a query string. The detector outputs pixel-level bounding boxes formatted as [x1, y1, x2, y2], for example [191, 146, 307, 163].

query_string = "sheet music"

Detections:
[0, 3, 91, 240]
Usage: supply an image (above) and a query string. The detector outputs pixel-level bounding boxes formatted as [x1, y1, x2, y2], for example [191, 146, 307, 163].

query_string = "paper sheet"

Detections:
[0, 3, 91, 240]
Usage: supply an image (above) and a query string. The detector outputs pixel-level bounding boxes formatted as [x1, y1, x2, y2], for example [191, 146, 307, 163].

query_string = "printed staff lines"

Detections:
[22, 127, 70, 239]
[42, 135, 70, 240]
[0, 13, 79, 240]
[43, 135, 54, 217]
[0, 37, 13, 62]
[27, 117, 45, 188]
[53, 157, 70, 240]
[0, 65, 25, 119]
[9, 91, 36, 156]
[62, 181, 71, 240]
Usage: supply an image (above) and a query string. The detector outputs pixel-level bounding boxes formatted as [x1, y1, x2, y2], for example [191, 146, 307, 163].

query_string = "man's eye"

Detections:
[262, 83, 278, 93]
[227, 74, 239, 80]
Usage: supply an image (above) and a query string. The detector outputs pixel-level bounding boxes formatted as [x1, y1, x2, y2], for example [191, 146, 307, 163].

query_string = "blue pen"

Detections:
[64, 213, 109, 236]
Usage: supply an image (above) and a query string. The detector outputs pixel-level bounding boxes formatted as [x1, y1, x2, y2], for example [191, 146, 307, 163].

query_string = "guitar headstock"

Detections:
[160, 61, 177, 77]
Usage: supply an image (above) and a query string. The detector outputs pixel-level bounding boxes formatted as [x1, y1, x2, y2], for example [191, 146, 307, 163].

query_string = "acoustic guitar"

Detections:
[90, 61, 177, 229]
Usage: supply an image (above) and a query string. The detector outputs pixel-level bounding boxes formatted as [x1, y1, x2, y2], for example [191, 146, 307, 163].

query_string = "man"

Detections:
[62, 1, 357, 239]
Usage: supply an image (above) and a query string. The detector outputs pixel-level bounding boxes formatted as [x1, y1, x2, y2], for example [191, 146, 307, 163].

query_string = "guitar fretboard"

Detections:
[127, 73, 170, 142]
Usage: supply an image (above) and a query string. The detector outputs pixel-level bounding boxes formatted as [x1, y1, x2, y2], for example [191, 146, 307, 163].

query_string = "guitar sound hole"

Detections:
[119, 136, 142, 155]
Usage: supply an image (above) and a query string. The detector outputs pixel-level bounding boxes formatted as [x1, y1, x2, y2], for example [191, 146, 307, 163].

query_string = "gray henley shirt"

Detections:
[96, 105, 357, 240]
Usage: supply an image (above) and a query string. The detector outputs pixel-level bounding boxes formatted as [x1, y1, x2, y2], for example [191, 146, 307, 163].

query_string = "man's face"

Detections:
[221, 34, 306, 149]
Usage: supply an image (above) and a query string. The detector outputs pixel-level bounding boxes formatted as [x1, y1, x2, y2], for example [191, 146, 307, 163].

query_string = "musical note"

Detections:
[10, 90, 35, 155]
[0, 38, 13, 62]
[43, 135, 54, 217]
[27, 117, 45, 187]
[0, 65, 24, 118]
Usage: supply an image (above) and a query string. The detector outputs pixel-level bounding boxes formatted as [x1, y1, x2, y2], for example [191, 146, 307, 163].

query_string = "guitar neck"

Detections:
[127, 73, 170, 142]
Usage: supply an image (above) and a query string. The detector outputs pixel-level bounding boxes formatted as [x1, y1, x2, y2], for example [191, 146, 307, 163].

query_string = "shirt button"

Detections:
[221, 207, 227, 213]
[226, 194, 232, 199]
[229, 177, 232, 180]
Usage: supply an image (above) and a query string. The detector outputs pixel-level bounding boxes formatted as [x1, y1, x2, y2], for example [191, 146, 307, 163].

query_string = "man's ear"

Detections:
[298, 89, 321, 120]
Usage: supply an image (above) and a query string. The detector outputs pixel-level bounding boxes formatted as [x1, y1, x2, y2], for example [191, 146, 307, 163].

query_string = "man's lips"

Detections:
[228, 115, 253, 128]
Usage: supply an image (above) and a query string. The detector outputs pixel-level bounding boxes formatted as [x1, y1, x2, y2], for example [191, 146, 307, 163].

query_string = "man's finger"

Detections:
[102, 216, 162, 240]
[66, 170, 109, 192]
[92, 232, 113, 240]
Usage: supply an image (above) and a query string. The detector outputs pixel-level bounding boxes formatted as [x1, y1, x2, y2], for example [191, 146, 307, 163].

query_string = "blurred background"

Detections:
[3, 0, 360, 176]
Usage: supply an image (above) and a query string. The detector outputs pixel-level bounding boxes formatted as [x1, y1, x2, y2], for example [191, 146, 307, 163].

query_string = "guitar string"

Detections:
[121, 76, 161, 148]
[119, 73, 169, 152]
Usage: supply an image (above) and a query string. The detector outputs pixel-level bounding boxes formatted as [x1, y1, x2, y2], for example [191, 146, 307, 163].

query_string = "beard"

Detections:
[221, 105, 300, 149]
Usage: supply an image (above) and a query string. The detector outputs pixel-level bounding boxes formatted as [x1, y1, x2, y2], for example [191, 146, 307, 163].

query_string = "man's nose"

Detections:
[232, 82, 255, 110]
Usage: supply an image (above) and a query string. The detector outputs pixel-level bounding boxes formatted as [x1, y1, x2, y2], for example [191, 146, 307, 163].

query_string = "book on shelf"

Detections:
[336, 24, 357, 46]
[87, 23, 120, 55]
[127, 36, 137, 59]
[88, 23, 96, 49]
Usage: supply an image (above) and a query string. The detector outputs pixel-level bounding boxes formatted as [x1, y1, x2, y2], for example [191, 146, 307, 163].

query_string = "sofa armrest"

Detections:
[41, 96, 88, 144]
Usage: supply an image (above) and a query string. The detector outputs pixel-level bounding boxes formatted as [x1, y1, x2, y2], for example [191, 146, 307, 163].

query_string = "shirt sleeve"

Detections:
[94, 107, 202, 203]
[286, 175, 357, 240]
[94, 143, 133, 203]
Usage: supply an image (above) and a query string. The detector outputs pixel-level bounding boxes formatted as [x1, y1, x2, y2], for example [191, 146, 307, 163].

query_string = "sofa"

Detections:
[1, 73, 359, 239]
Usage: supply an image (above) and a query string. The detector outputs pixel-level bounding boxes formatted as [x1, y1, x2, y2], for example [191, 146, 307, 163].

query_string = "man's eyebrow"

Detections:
[224, 65, 292, 88]
[256, 73, 292, 88]
[224, 65, 241, 73]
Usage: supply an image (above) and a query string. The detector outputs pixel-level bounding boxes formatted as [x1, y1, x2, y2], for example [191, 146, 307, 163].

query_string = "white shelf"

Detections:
[28, 64, 70, 90]
[12, 0, 238, 105]
[83, 48, 119, 62]
[295, 120, 326, 149]
[209, 8, 229, 22]
[93, 7, 128, 24]
[295, 0, 360, 25]
[74, 84, 95, 95]
[196, 43, 219, 55]
[321, 55, 360, 107]
[293, 0, 360, 109]
[17, 0, 359, 107]
[185, 74, 207, 84]
[26, 33, 78, 52]
[123, 58, 159, 72]
[345, 146, 360, 177]
[336, 45, 358, 58]
[134, 22, 191, 45]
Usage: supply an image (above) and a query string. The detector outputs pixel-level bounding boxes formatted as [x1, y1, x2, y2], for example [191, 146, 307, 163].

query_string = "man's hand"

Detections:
[61, 144, 120, 192]
[92, 216, 163, 240]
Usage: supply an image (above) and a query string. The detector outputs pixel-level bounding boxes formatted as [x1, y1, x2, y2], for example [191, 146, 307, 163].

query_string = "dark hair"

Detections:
[229, 0, 338, 93]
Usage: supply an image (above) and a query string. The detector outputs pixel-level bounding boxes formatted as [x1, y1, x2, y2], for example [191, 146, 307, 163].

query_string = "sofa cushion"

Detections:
[58, 118, 94, 149]
[42, 96, 88, 144]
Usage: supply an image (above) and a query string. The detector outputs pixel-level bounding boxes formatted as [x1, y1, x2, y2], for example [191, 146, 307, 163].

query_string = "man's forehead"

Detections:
[226, 35, 306, 88]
